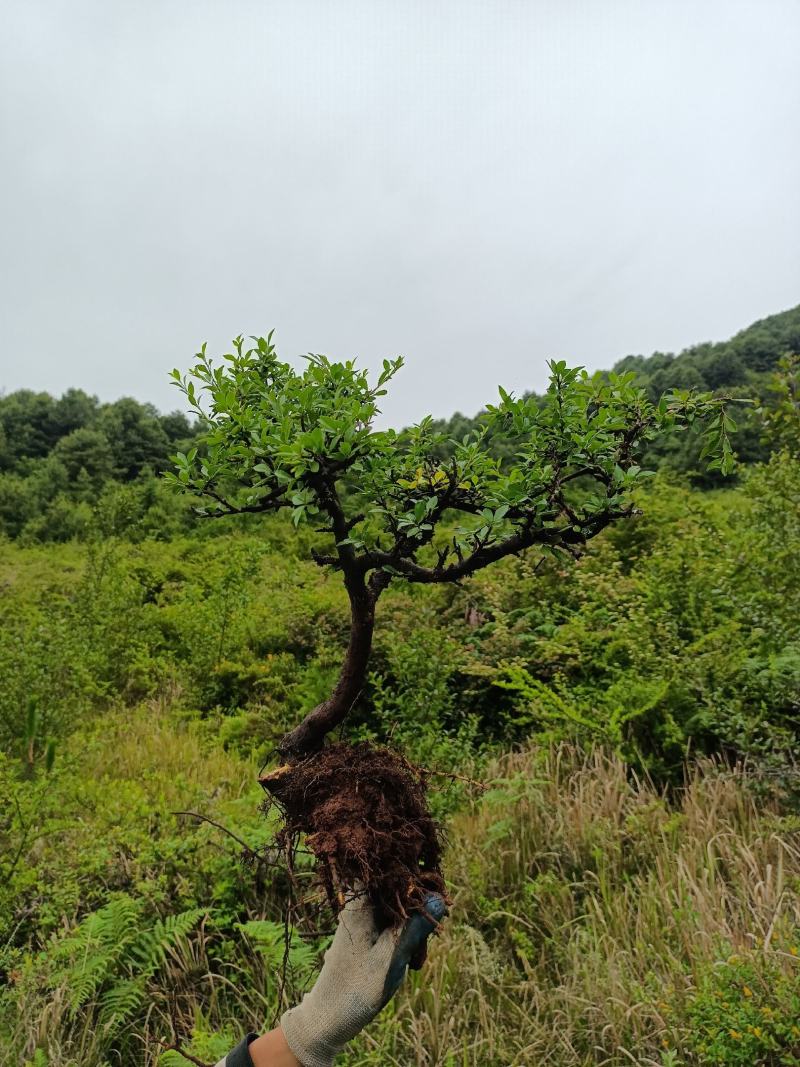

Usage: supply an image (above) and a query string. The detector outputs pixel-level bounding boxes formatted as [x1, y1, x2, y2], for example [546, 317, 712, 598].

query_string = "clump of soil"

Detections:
[260, 741, 447, 928]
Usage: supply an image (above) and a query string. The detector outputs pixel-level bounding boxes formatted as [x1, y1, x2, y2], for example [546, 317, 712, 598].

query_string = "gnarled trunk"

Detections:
[277, 570, 386, 759]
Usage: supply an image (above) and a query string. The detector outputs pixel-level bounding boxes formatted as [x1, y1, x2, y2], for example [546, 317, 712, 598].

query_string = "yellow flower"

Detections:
[742, 985, 753, 998]
[729, 1029, 741, 1040]
[760, 1006, 773, 1016]
[790, 945, 798, 957]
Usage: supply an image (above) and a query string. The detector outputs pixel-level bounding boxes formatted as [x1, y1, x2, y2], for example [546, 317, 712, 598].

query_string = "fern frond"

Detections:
[66, 950, 115, 1014]
[85, 894, 141, 949]
[127, 907, 205, 975]
[159, 1053, 195, 1067]
[99, 976, 145, 1026]
[54, 895, 140, 963]
[50, 893, 143, 1014]
[235, 920, 321, 978]
[47, 898, 204, 1036]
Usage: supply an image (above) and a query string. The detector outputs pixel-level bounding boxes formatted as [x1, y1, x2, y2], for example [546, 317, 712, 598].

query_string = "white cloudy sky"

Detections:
[1, 0, 798, 425]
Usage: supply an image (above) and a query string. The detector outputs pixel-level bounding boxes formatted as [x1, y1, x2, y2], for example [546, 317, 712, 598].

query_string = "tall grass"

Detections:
[353, 747, 800, 1066]
[6, 740, 800, 1066]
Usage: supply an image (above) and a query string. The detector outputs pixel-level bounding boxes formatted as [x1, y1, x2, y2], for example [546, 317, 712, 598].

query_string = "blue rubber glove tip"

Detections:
[421, 893, 448, 925]
[382, 893, 448, 1003]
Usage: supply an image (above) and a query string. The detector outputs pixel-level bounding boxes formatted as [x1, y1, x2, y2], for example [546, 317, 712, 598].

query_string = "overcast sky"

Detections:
[1, 1, 798, 426]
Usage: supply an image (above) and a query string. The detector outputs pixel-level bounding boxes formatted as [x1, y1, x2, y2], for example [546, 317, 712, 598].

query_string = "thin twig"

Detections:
[416, 767, 489, 791]
[160, 994, 214, 1067]
[172, 810, 265, 863]
[158, 1040, 212, 1067]
[272, 835, 302, 1028]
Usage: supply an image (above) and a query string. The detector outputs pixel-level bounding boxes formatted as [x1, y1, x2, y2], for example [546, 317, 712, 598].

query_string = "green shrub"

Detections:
[674, 940, 800, 1064]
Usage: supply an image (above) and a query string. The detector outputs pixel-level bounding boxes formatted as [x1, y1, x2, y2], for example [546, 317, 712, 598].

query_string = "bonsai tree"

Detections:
[167, 334, 736, 921]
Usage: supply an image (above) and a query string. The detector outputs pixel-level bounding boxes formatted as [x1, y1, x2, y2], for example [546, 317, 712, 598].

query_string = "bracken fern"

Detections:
[50, 895, 205, 1029]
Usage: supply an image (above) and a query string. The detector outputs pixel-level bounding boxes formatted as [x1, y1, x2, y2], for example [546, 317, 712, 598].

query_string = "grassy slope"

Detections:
[365, 748, 800, 1065]
[6, 703, 799, 1065]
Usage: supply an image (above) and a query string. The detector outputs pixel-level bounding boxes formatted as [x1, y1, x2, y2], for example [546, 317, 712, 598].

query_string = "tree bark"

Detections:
[278, 571, 385, 758]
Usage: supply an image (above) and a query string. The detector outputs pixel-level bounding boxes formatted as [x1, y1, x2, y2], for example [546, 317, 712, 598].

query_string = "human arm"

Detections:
[213, 891, 447, 1067]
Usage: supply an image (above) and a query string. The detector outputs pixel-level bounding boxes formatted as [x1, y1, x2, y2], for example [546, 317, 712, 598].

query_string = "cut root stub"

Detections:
[259, 741, 448, 928]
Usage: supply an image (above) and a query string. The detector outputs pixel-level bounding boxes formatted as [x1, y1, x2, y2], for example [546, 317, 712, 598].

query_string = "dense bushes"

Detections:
[1, 451, 798, 784]
[446, 454, 800, 782]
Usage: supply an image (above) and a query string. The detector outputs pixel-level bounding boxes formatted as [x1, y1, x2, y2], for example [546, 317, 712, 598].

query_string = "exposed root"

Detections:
[260, 741, 448, 928]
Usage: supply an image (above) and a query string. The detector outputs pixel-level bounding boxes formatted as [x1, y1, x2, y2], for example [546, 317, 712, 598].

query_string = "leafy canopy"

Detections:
[758, 353, 800, 456]
[167, 334, 737, 583]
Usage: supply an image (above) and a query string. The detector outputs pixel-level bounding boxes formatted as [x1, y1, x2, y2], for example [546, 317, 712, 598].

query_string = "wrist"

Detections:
[248, 1027, 302, 1067]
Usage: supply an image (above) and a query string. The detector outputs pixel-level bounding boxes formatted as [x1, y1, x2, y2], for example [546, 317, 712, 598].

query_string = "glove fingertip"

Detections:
[421, 893, 448, 925]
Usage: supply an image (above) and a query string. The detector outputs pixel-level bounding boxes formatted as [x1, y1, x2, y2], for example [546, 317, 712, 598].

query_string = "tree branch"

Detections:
[196, 483, 289, 518]
[360, 507, 626, 584]
[172, 810, 267, 864]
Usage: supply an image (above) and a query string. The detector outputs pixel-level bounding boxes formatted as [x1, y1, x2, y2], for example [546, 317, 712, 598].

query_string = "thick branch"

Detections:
[278, 571, 387, 757]
[360, 507, 625, 584]
[197, 484, 289, 518]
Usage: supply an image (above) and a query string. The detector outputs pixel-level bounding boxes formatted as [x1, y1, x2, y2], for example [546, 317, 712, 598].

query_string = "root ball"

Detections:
[261, 741, 447, 927]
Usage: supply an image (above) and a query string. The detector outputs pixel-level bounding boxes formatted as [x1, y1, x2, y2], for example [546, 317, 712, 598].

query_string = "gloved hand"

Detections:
[280, 890, 448, 1067]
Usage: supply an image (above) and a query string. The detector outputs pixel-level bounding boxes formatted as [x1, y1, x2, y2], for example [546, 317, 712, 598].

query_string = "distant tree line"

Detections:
[0, 390, 196, 479]
[1, 304, 798, 541]
[0, 391, 197, 540]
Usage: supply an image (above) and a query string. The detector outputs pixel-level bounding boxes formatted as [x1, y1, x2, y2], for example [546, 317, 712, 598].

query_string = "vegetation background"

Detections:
[2, 305, 800, 1066]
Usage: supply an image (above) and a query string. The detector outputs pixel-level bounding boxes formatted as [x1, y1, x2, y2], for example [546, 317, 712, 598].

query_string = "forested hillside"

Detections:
[1, 305, 799, 544]
[2, 309, 799, 1066]
[0, 393, 197, 541]
[432, 304, 800, 479]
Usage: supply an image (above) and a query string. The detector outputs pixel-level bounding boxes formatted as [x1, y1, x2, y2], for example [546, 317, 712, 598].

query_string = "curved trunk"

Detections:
[277, 577, 377, 758]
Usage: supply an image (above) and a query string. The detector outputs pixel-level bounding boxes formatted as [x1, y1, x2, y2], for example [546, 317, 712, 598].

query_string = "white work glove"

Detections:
[281, 890, 447, 1067]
